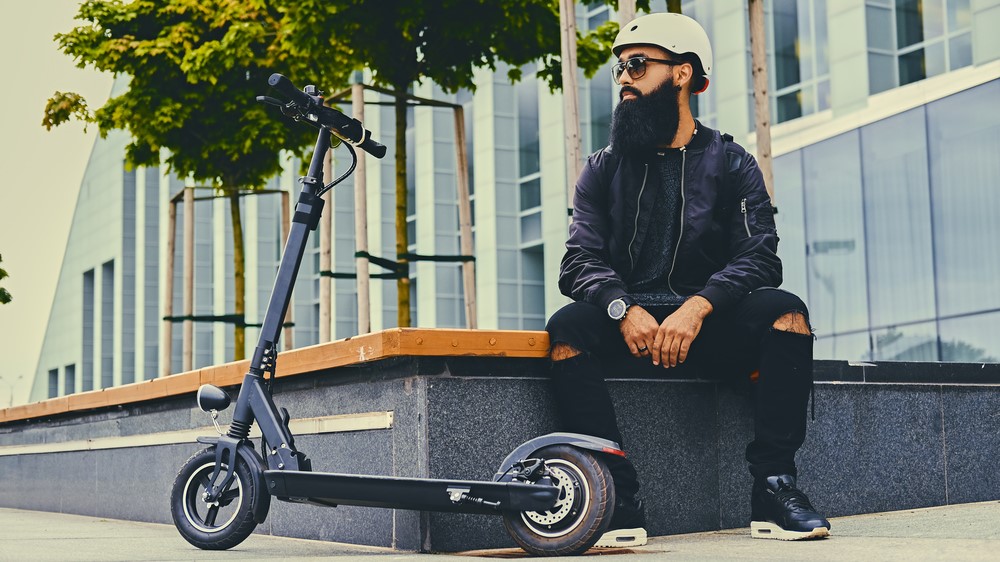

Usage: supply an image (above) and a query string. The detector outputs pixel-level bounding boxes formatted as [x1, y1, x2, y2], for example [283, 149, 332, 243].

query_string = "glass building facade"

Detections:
[782, 79, 1000, 361]
[31, 0, 1000, 401]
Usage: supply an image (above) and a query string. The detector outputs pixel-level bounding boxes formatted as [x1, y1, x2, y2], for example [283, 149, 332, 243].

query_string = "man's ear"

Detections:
[675, 62, 694, 92]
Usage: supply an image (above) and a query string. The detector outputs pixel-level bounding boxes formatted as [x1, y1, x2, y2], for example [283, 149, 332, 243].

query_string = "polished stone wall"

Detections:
[1, 357, 998, 552]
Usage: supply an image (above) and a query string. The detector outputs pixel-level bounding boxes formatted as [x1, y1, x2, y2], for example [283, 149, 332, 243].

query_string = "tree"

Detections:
[0, 254, 12, 305]
[44, 0, 319, 360]
[276, 0, 626, 327]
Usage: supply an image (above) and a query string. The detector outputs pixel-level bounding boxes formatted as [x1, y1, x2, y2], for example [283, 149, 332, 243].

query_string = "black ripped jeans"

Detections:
[545, 288, 814, 501]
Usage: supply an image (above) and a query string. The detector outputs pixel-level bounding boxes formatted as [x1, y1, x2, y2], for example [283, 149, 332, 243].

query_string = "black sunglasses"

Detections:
[611, 56, 683, 83]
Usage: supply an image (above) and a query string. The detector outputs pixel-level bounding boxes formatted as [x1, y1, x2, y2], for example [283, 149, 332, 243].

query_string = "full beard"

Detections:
[608, 79, 682, 154]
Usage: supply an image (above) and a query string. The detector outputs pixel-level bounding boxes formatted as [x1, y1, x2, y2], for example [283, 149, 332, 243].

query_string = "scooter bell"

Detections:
[196, 384, 231, 412]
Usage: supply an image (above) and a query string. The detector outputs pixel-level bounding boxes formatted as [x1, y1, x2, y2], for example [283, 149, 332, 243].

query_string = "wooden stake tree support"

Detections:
[161, 187, 291, 377]
[324, 83, 477, 332]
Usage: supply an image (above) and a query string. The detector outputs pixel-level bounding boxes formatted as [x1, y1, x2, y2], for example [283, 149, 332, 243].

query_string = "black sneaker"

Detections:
[595, 496, 648, 548]
[750, 474, 831, 540]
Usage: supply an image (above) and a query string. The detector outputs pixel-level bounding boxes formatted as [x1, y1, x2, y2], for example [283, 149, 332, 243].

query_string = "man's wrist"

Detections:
[686, 295, 714, 319]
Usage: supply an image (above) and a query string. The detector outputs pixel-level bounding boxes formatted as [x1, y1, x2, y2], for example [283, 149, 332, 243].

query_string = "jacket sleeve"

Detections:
[694, 152, 782, 313]
[558, 155, 629, 311]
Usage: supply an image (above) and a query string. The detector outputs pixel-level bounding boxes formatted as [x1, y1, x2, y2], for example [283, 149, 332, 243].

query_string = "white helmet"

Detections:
[613, 12, 713, 92]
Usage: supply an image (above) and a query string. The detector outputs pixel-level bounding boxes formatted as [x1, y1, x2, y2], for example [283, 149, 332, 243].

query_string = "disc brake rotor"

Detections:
[524, 464, 578, 526]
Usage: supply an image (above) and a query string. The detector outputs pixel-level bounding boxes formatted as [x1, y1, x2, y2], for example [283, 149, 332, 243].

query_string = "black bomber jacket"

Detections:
[558, 123, 782, 315]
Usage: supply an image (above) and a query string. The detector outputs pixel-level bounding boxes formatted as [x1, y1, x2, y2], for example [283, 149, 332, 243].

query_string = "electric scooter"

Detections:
[168, 73, 623, 556]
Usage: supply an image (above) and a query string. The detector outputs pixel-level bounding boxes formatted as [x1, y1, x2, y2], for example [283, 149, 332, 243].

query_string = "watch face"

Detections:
[608, 299, 626, 320]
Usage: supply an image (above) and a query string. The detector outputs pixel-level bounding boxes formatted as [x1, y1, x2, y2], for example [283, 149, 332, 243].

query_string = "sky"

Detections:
[0, 1, 114, 406]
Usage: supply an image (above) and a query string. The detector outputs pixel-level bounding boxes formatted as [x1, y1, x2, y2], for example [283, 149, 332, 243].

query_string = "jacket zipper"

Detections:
[627, 164, 650, 272]
[741, 198, 751, 236]
[666, 148, 687, 296]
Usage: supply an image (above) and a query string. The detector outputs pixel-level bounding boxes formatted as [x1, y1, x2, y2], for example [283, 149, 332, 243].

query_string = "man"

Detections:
[547, 12, 831, 547]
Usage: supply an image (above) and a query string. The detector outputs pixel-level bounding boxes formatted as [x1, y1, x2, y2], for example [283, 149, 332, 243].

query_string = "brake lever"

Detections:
[255, 95, 284, 107]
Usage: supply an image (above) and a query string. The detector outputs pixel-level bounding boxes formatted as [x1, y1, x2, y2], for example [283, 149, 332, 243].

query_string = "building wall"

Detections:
[33, 0, 1000, 400]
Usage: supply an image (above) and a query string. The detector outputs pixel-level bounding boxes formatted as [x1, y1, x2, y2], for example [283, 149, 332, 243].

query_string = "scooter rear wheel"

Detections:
[502, 445, 615, 556]
[170, 447, 259, 550]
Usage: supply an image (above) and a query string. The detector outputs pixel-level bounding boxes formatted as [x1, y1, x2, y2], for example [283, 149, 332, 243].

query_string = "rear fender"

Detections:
[493, 432, 625, 482]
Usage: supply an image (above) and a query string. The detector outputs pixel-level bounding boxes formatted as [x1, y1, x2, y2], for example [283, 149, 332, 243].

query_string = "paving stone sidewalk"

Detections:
[1, 501, 997, 561]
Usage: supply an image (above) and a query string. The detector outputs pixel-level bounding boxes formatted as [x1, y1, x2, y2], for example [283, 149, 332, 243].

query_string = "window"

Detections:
[82, 269, 95, 391]
[866, 0, 972, 94]
[765, 0, 831, 123]
[64, 364, 76, 396]
[48, 369, 58, 399]
[101, 260, 115, 388]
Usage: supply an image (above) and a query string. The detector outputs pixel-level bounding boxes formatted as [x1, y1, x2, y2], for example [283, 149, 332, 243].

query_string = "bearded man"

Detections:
[546, 12, 831, 547]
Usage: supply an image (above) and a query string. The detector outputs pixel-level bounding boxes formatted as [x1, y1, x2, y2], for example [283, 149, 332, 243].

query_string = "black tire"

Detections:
[170, 447, 259, 550]
[502, 445, 615, 556]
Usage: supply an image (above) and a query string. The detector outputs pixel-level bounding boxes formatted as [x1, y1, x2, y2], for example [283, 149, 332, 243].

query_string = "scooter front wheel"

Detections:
[170, 447, 259, 550]
[502, 445, 615, 556]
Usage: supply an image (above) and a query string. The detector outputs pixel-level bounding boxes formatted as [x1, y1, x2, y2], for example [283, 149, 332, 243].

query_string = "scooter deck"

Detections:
[264, 470, 558, 514]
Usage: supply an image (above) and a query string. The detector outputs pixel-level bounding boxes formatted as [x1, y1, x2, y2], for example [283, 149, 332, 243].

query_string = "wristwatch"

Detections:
[607, 295, 636, 321]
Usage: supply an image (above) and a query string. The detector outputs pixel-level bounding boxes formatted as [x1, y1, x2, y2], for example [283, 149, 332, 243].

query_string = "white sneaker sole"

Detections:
[751, 521, 830, 540]
[595, 527, 648, 548]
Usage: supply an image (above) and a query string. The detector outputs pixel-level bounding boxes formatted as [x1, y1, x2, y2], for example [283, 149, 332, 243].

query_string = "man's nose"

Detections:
[617, 70, 633, 87]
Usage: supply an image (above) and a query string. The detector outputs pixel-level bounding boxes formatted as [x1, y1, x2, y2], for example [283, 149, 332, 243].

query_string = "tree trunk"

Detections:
[667, 0, 681, 13]
[748, 0, 776, 204]
[559, 0, 582, 207]
[394, 86, 411, 327]
[228, 188, 246, 360]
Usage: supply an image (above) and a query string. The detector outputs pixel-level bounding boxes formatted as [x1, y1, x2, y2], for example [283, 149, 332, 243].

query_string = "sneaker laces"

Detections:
[773, 481, 816, 513]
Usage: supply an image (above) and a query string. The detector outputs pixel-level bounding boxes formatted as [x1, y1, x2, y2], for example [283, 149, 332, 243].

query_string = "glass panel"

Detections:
[920, 0, 945, 39]
[815, 0, 829, 77]
[860, 108, 936, 326]
[947, 0, 971, 30]
[868, 53, 897, 94]
[896, 0, 925, 48]
[871, 322, 939, 361]
[777, 90, 803, 123]
[898, 47, 926, 85]
[521, 249, 545, 281]
[590, 79, 613, 153]
[801, 2, 816, 82]
[523, 283, 545, 315]
[804, 131, 870, 338]
[926, 80, 1000, 316]
[949, 32, 972, 70]
[867, 5, 894, 51]
[817, 79, 831, 111]
[519, 178, 541, 211]
[939, 312, 1000, 363]
[588, 7, 609, 29]
[815, 332, 872, 361]
[517, 78, 540, 177]
[773, 0, 801, 90]
[64, 364, 76, 395]
[48, 369, 58, 398]
[924, 40, 946, 78]
[520, 213, 542, 243]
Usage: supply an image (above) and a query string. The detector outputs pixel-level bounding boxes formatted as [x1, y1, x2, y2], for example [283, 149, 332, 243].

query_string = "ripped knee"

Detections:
[772, 311, 811, 335]
[551, 343, 582, 361]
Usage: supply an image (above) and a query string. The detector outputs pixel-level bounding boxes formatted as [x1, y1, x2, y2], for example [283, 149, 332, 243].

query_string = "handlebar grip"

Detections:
[268, 73, 318, 108]
[359, 136, 387, 159]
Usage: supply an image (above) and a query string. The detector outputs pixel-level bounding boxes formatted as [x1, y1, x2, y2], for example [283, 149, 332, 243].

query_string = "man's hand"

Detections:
[652, 296, 713, 367]
[619, 305, 659, 358]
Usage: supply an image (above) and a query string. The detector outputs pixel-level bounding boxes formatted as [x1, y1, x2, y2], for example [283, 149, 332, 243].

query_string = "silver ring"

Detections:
[638, 346, 648, 353]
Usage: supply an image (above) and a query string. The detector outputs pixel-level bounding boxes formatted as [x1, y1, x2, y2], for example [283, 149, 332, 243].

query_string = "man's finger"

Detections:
[651, 335, 663, 365]
[668, 335, 682, 367]
[678, 337, 692, 364]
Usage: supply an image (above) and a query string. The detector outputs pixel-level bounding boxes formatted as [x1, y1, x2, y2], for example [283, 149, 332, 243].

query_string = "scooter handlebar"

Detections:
[267, 73, 317, 108]
[267, 73, 386, 159]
